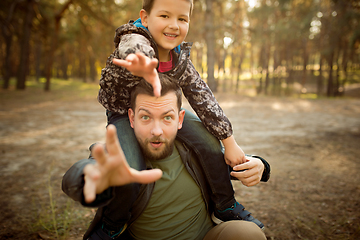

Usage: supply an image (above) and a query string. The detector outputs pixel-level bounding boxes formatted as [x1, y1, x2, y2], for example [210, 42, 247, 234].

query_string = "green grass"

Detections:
[0, 77, 99, 107]
[29, 162, 94, 239]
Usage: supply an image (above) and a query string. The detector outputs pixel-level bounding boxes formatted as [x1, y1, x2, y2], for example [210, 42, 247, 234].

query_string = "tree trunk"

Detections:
[235, 47, 245, 93]
[205, 0, 216, 92]
[1, 1, 19, 89]
[301, 38, 308, 89]
[16, 0, 34, 90]
[2, 33, 12, 89]
[285, 43, 293, 96]
[257, 45, 265, 94]
[89, 55, 97, 82]
[35, 35, 42, 82]
[341, 41, 350, 96]
[317, 55, 323, 96]
[44, 0, 73, 91]
[326, 50, 335, 97]
[264, 43, 270, 95]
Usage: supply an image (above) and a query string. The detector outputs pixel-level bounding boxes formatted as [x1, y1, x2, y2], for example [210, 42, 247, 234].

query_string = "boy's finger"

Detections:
[152, 80, 161, 98]
[126, 54, 139, 64]
[112, 58, 131, 67]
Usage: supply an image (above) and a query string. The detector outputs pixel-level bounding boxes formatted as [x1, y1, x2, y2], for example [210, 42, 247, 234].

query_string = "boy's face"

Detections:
[140, 0, 191, 61]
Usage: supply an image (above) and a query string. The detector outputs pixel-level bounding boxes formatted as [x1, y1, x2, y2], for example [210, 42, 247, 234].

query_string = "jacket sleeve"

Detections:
[62, 157, 114, 208]
[229, 155, 271, 182]
[98, 26, 156, 114]
[179, 59, 233, 140]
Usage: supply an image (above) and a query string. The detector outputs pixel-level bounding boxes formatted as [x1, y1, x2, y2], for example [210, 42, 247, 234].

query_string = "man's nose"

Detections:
[150, 121, 163, 136]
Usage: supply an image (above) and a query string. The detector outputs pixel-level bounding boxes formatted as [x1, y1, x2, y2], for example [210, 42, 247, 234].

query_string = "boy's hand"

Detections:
[83, 124, 163, 203]
[221, 135, 246, 167]
[231, 156, 264, 187]
[112, 52, 161, 97]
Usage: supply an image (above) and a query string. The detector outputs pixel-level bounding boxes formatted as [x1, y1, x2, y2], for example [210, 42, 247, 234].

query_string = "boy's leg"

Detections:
[177, 110, 263, 229]
[107, 110, 146, 170]
[177, 109, 235, 209]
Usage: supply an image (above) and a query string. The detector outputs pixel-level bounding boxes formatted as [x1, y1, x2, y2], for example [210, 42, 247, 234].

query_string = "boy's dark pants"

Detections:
[103, 110, 235, 228]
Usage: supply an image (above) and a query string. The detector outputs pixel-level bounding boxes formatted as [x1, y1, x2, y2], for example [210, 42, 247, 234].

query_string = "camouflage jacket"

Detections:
[98, 21, 233, 140]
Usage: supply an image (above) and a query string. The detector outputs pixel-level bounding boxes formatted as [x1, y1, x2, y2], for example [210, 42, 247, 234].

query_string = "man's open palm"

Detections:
[83, 125, 163, 203]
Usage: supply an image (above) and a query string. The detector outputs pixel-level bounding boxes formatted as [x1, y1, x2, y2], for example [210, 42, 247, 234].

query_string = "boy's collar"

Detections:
[133, 18, 181, 54]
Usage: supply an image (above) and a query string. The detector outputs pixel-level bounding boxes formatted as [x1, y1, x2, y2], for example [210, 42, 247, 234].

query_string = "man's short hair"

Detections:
[142, 0, 193, 15]
[130, 74, 182, 111]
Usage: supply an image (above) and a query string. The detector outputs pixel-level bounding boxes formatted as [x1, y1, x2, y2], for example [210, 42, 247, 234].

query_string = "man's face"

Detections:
[140, 0, 191, 61]
[129, 91, 185, 161]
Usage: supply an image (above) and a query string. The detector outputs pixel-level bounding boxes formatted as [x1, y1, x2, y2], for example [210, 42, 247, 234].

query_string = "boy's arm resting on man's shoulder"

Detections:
[62, 158, 114, 208]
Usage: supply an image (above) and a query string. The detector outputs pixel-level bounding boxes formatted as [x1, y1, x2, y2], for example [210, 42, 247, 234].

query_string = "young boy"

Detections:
[97, 0, 270, 236]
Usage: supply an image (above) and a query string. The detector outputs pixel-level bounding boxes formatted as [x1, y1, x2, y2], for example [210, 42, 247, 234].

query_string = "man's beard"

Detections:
[137, 136, 175, 161]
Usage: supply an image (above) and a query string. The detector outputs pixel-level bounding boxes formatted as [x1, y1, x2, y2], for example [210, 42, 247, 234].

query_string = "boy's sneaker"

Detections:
[211, 202, 264, 230]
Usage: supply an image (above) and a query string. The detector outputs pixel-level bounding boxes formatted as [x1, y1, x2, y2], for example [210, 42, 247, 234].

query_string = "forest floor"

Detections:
[0, 80, 360, 240]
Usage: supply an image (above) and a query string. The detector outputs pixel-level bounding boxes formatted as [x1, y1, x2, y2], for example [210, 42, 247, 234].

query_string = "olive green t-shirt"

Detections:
[129, 145, 213, 240]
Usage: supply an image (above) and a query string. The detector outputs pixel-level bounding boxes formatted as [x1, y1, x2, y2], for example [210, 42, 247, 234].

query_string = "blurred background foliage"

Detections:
[1, 0, 360, 97]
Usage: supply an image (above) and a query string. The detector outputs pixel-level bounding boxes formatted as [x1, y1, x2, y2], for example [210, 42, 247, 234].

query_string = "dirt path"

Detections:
[0, 93, 360, 239]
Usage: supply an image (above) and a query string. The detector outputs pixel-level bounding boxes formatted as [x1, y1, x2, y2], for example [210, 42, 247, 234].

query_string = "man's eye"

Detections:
[142, 116, 150, 120]
[164, 116, 172, 121]
[179, 18, 188, 22]
[160, 15, 168, 18]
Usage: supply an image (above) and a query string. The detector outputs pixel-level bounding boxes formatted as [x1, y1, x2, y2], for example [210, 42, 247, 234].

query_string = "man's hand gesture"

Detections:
[83, 125, 163, 203]
[113, 52, 161, 97]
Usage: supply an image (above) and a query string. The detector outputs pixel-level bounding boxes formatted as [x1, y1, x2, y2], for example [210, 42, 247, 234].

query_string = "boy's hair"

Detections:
[142, 0, 193, 15]
[130, 74, 182, 111]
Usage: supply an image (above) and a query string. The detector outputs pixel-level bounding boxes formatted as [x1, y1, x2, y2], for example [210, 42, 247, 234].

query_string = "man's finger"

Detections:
[105, 125, 123, 156]
[92, 143, 107, 165]
[233, 162, 251, 171]
[83, 165, 98, 203]
[129, 168, 163, 184]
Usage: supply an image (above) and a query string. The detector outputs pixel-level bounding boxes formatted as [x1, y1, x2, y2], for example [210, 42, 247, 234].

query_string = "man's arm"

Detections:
[62, 125, 162, 205]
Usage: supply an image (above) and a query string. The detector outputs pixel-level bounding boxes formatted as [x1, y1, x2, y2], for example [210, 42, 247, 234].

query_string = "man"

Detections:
[62, 75, 269, 240]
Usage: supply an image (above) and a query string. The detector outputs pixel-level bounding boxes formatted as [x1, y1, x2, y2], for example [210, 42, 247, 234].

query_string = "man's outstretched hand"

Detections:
[113, 52, 161, 97]
[83, 124, 163, 203]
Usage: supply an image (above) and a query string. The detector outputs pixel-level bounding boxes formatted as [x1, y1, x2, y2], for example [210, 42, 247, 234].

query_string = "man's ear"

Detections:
[178, 109, 186, 130]
[139, 9, 149, 28]
[128, 108, 135, 129]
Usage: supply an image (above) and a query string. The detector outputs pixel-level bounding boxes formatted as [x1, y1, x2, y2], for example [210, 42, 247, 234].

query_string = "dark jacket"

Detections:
[62, 141, 213, 239]
[97, 20, 233, 140]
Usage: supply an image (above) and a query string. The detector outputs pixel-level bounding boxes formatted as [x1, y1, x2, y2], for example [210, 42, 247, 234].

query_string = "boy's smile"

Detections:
[140, 0, 191, 62]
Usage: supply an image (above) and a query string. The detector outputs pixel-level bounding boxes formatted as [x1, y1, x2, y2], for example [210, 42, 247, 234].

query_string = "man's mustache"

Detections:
[147, 136, 166, 143]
